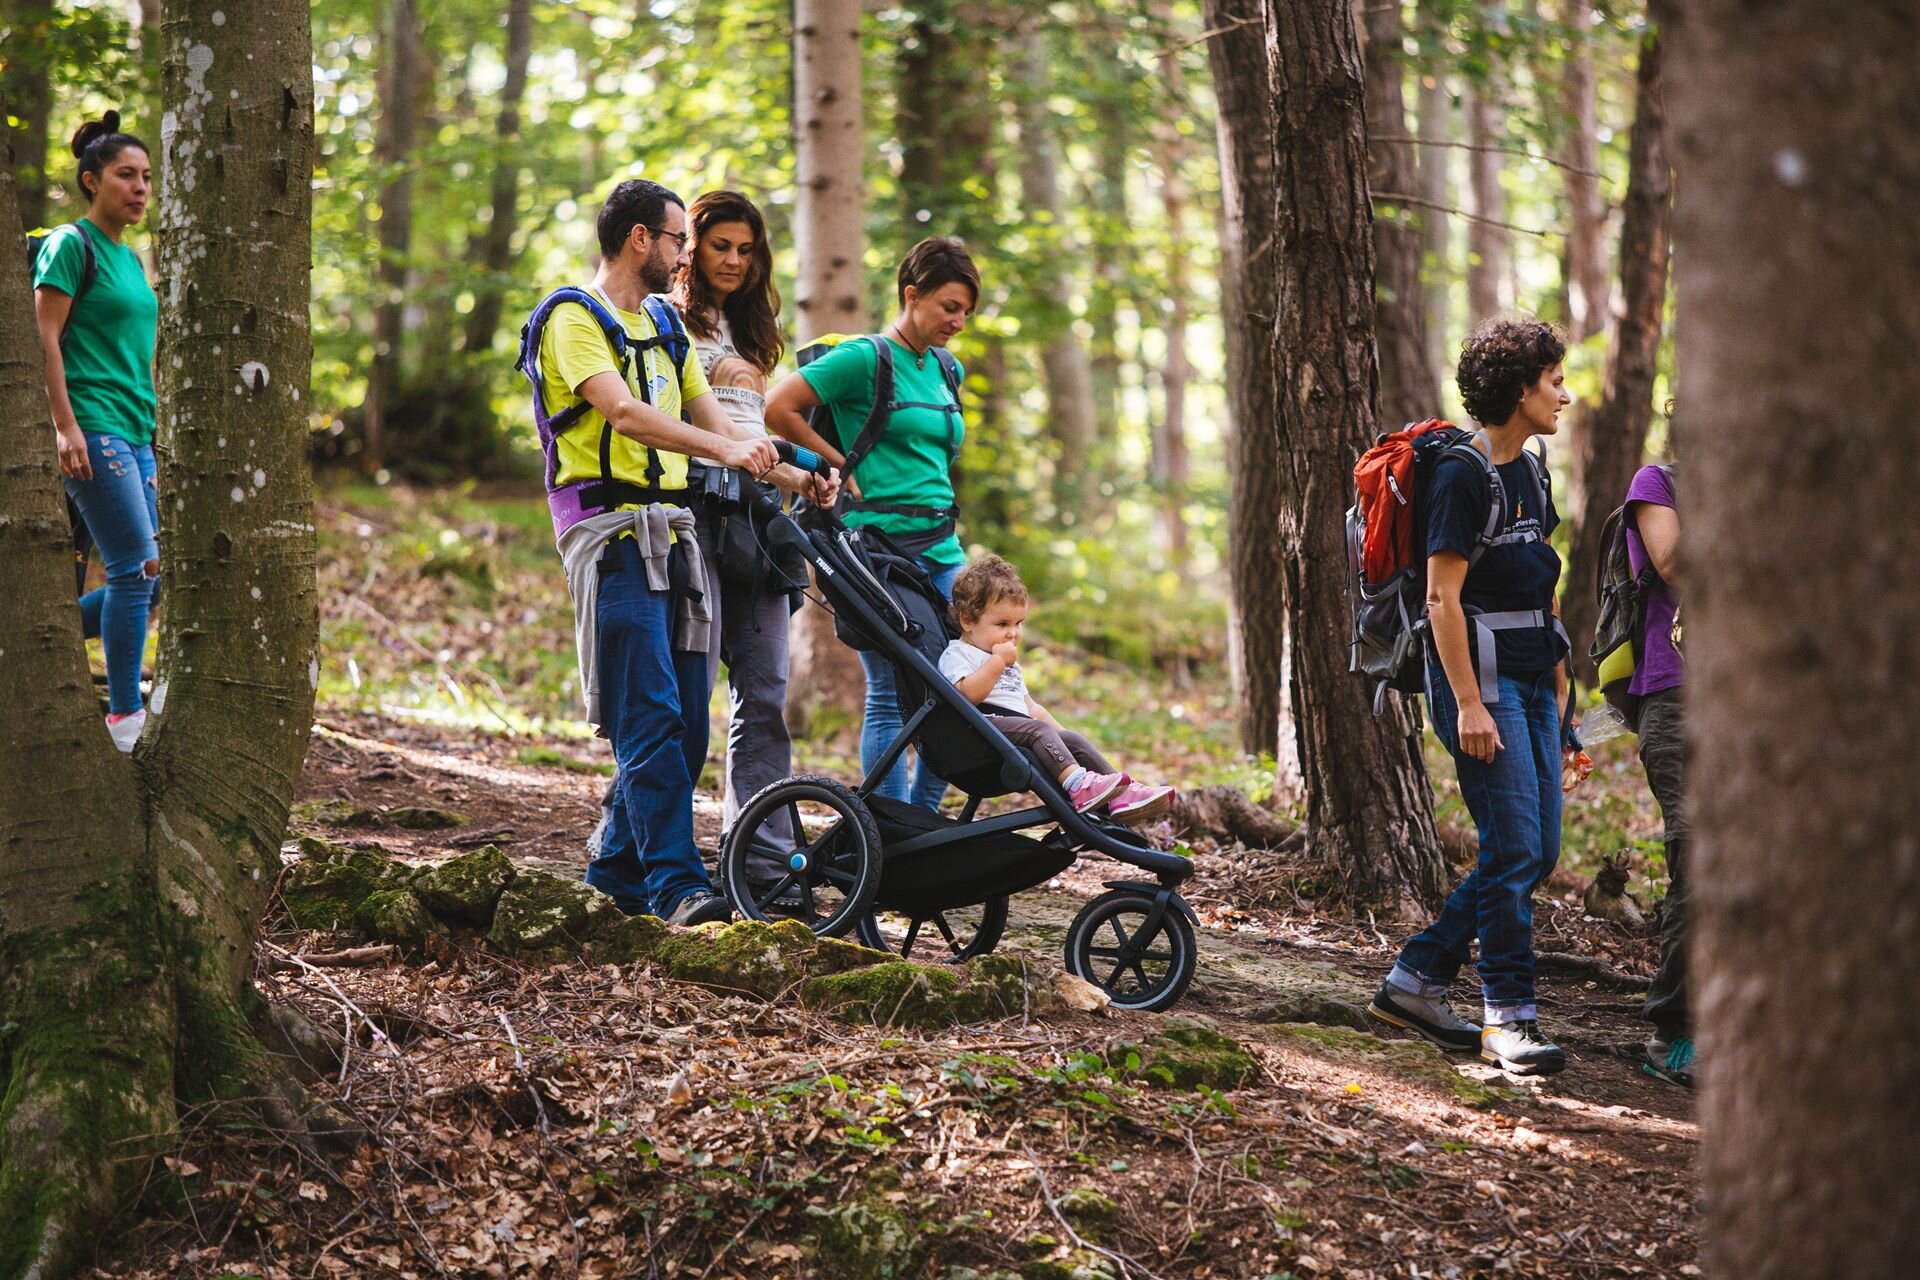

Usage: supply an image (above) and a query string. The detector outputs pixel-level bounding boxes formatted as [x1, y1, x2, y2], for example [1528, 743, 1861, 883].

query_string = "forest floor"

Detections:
[84, 483, 1698, 1279]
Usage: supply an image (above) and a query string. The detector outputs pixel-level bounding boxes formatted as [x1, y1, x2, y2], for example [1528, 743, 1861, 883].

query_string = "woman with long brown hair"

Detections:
[668, 191, 803, 897]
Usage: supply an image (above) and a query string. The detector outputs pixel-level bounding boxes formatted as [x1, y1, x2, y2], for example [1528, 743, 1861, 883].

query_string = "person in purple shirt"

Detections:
[1623, 460, 1691, 1087]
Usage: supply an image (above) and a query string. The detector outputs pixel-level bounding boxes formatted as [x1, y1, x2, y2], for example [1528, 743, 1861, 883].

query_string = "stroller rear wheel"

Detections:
[1064, 888, 1197, 1012]
[721, 775, 881, 937]
[854, 896, 1009, 964]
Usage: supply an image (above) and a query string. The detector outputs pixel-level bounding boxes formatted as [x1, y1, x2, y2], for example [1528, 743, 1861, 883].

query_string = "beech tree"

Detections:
[1204, 0, 1290, 770]
[360, 0, 422, 471]
[1664, 2, 1920, 1274]
[784, 0, 869, 735]
[1561, 29, 1670, 676]
[1263, 0, 1444, 909]
[0, 3, 330, 1274]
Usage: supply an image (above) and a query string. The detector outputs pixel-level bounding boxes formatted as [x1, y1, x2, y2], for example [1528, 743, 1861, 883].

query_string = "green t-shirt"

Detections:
[32, 219, 158, 445]
[799, 336, 966, 565]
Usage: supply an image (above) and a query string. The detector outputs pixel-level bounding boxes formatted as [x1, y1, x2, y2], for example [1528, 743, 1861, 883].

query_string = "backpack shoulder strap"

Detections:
[518, 285, 630, 436]
[637, 294, 691, 375]
[840, 335, 897, 480]
[1441, 431, 1507, 568]
[1518, 440, 1551, 526]
[931, 346, 963, 460]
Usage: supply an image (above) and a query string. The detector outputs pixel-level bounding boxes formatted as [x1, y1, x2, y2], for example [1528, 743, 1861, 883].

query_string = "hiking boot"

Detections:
[1067, 770, 1126, 813]
[1480, 1019, 1567, 1075]
[666, 889, 734, 927]
[1644, 1035, 1696, 1089]
[1111, 782, 1176, 825]
[1367, 981, 1482, 1050]
[106, 708, 147, 753]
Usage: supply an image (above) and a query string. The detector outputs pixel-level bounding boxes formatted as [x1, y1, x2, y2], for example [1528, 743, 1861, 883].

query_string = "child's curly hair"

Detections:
[1456, 318, 1567, 425]
[950, 554, 1028, 626]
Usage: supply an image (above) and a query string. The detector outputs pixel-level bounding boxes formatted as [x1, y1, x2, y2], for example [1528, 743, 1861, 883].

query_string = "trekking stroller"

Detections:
[719, 443, 1200, 1011]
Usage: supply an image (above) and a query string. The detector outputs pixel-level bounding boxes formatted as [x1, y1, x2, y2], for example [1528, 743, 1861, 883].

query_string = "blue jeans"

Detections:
[1392, 660, 1563, 1022]
[859, 559, 960, 809]
[583, 537, 715, 917]
[65, 432, 160, 716]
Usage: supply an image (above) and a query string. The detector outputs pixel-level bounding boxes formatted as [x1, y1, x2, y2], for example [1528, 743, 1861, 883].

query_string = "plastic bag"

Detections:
[1561, 748, 1595, 794]
[1574, 703, 1631, 748]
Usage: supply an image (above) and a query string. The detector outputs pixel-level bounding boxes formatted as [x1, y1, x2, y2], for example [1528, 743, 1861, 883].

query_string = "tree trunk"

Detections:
[1011, 30, 1099, 524]
[362, 0, 422, 472]
[1361, 0, 1434, 430]
[1151, 41, 1193, 568]
[1087, 119, 1132, 453]
[1663, 3, 1920, 1274]
[461, 0, 533, 357]
[1464, 84, 1510, 322]
[1263, 0, 1444, 912]
[1555, 0, 1609, 345]
[1561, 30, 1669, 681]
[1205, 0, 1289, 766]
[0, 0, 53, 230]
[786, 0, 869, 737]
[1416, 68, 1453, 402]
[0, 5, 330, 1272]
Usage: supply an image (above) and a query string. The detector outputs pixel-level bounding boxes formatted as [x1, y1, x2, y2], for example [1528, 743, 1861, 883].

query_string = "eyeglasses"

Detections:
[643, 225, 689, 252]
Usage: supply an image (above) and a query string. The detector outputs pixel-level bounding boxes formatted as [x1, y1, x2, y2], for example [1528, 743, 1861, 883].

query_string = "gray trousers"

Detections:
[700, 524, 796, 878]
[984, 712, 1116, 779]
[1638, 688, 1691, 1040]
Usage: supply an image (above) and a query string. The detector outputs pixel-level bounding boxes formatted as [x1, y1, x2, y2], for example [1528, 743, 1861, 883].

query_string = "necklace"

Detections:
[889, 323, 927, 368]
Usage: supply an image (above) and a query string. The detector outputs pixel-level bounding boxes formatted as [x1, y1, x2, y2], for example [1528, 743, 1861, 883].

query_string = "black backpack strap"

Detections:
[1445, 431, 1508, 571]
[836, 335, 897, 491]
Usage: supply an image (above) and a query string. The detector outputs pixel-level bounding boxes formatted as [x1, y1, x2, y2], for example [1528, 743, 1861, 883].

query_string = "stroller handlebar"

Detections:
[771, 438, 831, 477]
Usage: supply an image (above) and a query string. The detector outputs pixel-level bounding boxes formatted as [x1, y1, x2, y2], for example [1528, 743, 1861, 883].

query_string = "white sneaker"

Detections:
[106, 709, 147, 753]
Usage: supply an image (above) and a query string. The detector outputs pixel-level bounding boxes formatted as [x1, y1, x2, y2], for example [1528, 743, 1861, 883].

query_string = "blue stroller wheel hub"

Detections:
[788, 852, 808, 872]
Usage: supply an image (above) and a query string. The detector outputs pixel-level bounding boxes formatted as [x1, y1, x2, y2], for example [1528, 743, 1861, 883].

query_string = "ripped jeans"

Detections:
[65, 431, 160, 716]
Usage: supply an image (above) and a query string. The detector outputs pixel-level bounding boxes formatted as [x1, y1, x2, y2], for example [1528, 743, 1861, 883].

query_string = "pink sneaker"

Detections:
[1111, 782, 1175, 825]
[1066, 770, 1126, 812]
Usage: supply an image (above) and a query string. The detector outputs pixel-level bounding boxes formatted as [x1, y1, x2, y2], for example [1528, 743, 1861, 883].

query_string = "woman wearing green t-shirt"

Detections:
[766, 237, 979, 809]
[32, 112, 160, 752]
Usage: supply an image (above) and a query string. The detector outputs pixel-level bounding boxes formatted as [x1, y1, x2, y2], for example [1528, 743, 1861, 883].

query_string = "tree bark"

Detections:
[1561, 30, 1669, 681]
[1263, 0, 1444, 912]
[1464, 83, 1510, 322]
[786, 0, 869, 737]
[0, 0, 54, 230]
[0, 4, 328, 1272]
[1151, 39, 1193, 568]
[1087, 118, 1132, 454]
[362, 0, 422, 472]
[1011, 30, 1100, 524]
[1361, 0, 1435, 430]
[1205, 0, 1290, 768]
[461, 0, 533, 357]
[1554, 0, 1609, 346]
[1416, 68, 1452, 402]
[1663, 3, 1920, 1274]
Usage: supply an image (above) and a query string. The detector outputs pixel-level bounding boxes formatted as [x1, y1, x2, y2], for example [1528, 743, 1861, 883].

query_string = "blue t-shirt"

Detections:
[1424, 449, 1567, 677]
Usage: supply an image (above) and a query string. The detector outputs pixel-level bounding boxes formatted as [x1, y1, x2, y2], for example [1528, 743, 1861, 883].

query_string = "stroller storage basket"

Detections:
[866, 795, 1073, 916]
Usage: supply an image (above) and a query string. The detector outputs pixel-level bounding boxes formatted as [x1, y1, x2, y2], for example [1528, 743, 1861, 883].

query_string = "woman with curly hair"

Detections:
[1368, 318, 1575, 1077]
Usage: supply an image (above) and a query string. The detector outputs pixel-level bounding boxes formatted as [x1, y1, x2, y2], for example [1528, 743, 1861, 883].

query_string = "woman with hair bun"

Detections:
[32, 111, 159, 751]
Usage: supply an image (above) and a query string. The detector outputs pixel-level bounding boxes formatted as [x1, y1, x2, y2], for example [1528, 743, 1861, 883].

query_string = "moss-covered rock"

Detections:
[1110, 1015, 1260, 1091]
[589, 912, 674, 965]
[385, 805, 469, 830]
[1250, 992, 1375, 1032]
[801, 953, 1029, 1029]
[412, 845, 516, 925]
[1268, 1022, 1517, 1107]
[361, 887, 440, 948]
[655, 918, 828, 999]
[281, 844, 441, 947]
[1056, 1187, 1117, 1239]
[1020, 1254, 1119, 1280]
[293, 798, 384, 828]
[487, 870, 621, 958]
[805, 1193, 926, 1280]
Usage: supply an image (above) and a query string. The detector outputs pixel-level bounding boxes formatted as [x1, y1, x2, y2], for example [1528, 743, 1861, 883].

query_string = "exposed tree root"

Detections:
[1172, 785, 1303, 850]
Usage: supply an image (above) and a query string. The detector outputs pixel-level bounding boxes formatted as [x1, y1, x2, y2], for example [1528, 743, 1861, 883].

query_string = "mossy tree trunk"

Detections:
[1262, 0, 1445, 912]
[1666, 2, 1920, 1273]
[0, 5, 329, 1275]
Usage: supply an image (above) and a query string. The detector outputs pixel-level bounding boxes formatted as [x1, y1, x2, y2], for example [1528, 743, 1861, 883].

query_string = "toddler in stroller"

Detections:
[940, 554, 1176, 825]
[719, 443, 1201, 1011]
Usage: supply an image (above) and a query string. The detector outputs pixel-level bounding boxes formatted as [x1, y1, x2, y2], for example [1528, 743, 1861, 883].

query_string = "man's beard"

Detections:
[640, 250, 673, 295]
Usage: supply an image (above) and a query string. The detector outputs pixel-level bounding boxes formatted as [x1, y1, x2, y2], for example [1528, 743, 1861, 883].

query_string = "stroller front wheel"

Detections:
[1064, 888, 1198, 1012]
[721, 775, 881, 937]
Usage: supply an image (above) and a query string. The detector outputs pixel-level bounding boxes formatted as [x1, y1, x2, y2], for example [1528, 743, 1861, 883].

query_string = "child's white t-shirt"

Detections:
[939, 639, 1029, 715]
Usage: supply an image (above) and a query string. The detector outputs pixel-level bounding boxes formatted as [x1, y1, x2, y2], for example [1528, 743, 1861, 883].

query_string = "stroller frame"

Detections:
[720, 476, 1200, 1011]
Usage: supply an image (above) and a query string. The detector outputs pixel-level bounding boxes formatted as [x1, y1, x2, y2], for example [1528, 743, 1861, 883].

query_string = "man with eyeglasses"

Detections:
[521, 178, 836, 926]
